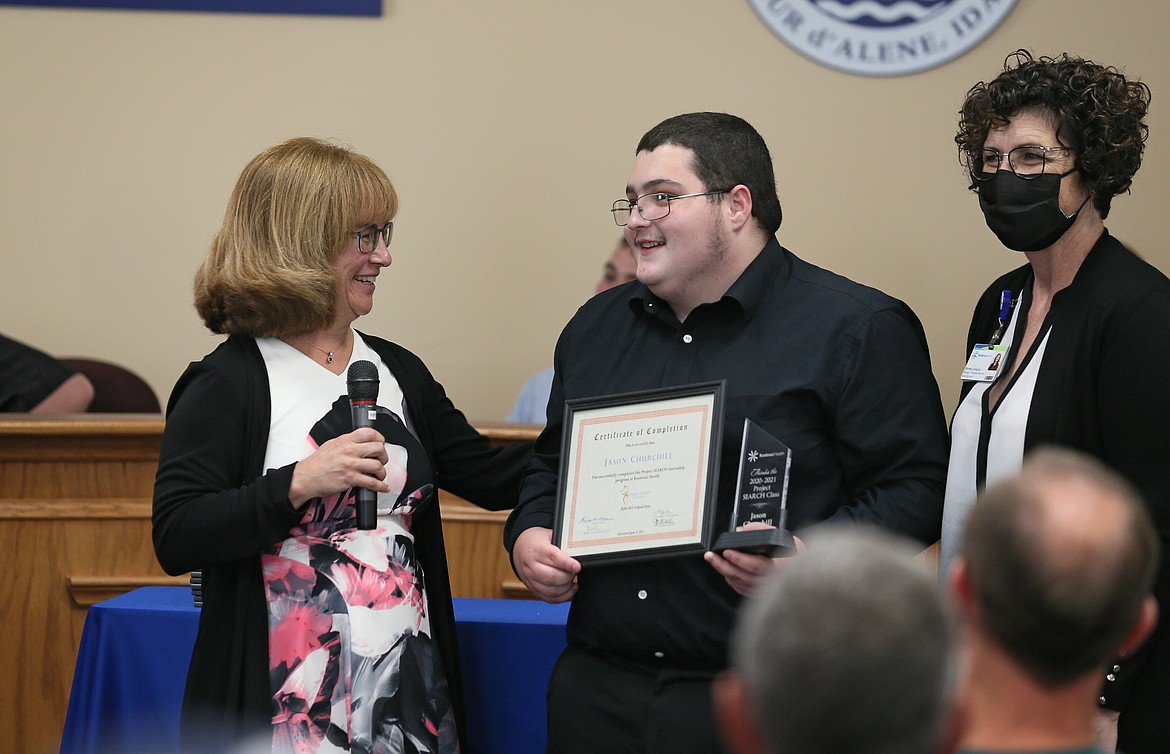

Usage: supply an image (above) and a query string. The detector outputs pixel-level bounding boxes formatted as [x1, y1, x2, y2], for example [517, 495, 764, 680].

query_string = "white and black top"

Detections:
[941, 285, 1050, 579]
[940, 230, 1170, 750]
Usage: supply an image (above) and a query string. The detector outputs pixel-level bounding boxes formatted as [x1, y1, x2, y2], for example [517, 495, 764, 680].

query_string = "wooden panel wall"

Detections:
[0, 416, 537, 754]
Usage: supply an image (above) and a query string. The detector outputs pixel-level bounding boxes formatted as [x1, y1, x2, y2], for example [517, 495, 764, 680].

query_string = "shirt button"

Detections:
[637, 589, 648, 600]
[1113, 664, 1122, 673]
[1099, 696, 1107, 706]
[1107, 673, 1117, 682]
[654, 651, 665, 659]
[682, 334, 693, 344]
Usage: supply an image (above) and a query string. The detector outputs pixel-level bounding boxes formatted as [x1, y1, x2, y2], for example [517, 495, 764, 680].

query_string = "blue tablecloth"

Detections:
[61, 587, 568, 754]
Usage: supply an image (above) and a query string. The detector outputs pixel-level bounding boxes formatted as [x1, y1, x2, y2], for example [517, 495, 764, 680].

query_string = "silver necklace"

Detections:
[298, 336, 340, 364]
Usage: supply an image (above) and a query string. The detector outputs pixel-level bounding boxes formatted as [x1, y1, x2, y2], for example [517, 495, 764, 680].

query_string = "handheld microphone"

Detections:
[346, 360, 380, 530]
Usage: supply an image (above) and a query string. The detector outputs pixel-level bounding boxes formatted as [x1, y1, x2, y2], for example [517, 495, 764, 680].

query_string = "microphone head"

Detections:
[346, 360, 380, 402]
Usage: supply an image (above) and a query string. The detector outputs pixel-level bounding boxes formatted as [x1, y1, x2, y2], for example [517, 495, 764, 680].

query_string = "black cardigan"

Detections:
[960, 231, 1170, 754]
[152, 333, 531, 752]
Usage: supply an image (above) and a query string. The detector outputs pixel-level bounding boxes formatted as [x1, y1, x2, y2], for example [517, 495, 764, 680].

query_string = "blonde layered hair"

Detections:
[194, 137, 398, 336]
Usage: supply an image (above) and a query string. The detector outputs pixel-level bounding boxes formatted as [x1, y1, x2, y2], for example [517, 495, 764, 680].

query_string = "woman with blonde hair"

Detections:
[153, 137, 529, 753]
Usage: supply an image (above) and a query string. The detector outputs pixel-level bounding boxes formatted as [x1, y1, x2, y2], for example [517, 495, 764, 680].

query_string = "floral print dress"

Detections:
[261, 396, 456, 753]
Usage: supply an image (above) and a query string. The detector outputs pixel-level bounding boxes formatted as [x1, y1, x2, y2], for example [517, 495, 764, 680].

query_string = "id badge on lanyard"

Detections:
[961, 289, 1015, 383]
[961, 344, 1008, 382]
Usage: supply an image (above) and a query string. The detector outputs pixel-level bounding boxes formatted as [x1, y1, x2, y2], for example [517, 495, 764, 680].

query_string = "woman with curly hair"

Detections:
[152, 137, 531, 753]
[941, 50, 1170, 754]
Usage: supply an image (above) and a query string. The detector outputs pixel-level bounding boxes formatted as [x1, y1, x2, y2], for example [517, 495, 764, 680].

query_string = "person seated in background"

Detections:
[714, 527, 962, 754]
[949, 447, 1159, 754]
[506, 237, 637, 424]
[0, 333, 94, 413]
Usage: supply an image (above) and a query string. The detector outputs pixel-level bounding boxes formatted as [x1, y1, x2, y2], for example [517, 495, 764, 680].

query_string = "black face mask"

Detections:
[977, 168, 1088, 252]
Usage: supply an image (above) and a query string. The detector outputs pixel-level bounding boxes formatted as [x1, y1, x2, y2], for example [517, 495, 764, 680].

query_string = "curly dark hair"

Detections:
[956, 49, 1150, 219]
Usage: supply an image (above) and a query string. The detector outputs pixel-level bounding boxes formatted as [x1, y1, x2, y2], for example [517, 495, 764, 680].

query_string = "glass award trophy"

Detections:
[712, 418, 795, 557]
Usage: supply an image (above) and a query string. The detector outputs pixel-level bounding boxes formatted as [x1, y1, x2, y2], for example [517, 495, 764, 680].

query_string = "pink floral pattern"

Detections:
[262, 400, 455, 753]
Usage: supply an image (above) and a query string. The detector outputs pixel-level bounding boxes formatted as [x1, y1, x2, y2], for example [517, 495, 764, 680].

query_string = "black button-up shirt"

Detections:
[505, 237, 948, 670]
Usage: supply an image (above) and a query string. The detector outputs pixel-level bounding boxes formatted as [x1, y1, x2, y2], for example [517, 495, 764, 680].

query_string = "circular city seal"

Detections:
[748, 0, 1019, 77]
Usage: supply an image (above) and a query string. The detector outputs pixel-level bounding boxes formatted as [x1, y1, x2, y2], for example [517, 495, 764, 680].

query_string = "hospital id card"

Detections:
[961, 344, 1008, 383]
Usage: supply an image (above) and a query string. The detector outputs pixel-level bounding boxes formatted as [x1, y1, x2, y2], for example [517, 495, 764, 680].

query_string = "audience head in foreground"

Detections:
[950, 447, 1159, 753]
[716, 527, 961, 754]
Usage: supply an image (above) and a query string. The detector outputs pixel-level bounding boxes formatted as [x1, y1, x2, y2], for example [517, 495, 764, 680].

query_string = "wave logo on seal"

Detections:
[748, 0, 1019, 76]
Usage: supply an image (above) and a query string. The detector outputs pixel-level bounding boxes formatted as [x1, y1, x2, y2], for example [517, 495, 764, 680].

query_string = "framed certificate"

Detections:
[551, 381, 725, 564]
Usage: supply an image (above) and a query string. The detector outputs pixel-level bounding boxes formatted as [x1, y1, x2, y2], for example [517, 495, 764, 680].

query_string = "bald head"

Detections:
[959, 447, 1158, 686]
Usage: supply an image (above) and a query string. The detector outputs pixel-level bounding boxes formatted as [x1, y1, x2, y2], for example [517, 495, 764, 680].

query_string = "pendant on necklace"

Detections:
[297, 336, 338, 365]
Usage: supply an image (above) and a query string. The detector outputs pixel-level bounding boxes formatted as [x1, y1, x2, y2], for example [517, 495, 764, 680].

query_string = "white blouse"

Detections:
[256, 331, 407, 474]
[940, 299, 1051, 579]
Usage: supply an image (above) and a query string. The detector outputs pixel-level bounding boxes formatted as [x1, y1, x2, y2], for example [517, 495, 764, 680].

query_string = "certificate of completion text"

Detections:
[558, 394, 715, 559]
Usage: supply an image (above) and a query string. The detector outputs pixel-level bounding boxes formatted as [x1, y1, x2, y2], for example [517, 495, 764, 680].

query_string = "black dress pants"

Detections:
[545, 644, 728, 754]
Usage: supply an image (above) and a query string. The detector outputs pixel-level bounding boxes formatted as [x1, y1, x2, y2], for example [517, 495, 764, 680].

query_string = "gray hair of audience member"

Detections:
[960, 446, 1159, 687]
[729, 527, 958, 754]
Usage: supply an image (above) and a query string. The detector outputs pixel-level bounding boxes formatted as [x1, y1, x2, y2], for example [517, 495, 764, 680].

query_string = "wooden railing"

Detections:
[0, 415, 537, 754]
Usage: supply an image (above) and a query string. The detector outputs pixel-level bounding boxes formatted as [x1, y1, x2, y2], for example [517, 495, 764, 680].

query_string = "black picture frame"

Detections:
[551, 381, 725, 565]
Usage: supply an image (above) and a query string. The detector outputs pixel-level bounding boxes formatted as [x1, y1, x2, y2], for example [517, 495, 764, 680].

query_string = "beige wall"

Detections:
[2, 1, 1167, 422]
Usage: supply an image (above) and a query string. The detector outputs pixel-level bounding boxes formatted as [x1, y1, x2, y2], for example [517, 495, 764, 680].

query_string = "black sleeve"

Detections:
[0, 333, 76, 411]
[151, 358, 301, 576]
[396, 346, 534, 511]
[1096, 285, 1170, 711]
[503, 327, 572, 552]
[812, 305, 950, 545]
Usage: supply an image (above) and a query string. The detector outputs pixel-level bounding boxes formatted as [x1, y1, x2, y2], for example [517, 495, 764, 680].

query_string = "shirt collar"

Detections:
[627, 236, 788, 323]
